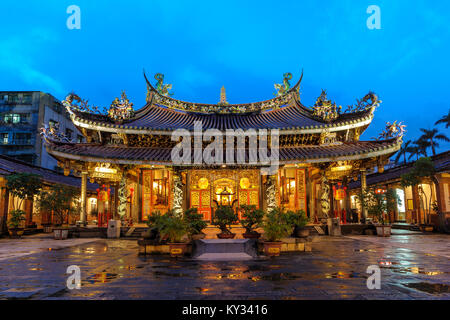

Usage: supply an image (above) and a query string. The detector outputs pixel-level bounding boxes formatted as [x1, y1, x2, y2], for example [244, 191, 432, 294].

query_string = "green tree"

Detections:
[418, 128, 449, 156]
[6, 173, 43, 211]
[37, 184, 80, 226]
[401, 157, 444, 228]
[357, 189, 400, 225]
[435, 109, 450, 128]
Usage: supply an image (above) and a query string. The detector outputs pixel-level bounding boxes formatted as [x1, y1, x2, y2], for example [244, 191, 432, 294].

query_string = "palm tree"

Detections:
[418, 128, 450, 156]
[435, 109, 450, 128]
[394, 140, 411, 165]
[406, 143, 423, 161]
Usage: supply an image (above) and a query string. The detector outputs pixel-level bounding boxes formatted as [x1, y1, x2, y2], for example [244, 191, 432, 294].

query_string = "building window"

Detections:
[65, 128, 73, 140]
[4, 113, 21, 124]
[49, 119, 58, 129]
[0, 133, 9, 144]
[22, 94, 32, 104]
[76, 134, 83, 143]
[13, 132, 31, 145]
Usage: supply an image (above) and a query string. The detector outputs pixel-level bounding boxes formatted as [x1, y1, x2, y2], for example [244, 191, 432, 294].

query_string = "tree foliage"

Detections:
[37, 184, 80, 226]
[6, 173, 42, 210]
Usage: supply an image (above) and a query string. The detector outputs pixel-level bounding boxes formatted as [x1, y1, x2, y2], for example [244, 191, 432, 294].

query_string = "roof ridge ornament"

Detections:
[311, 89, 341, 122]
[62, 92, 105, 115]
[108, 90, 134, 122]
[154, 73, 173, 97]
[274, 72, 293, 96]
[378, 121, 406, 140]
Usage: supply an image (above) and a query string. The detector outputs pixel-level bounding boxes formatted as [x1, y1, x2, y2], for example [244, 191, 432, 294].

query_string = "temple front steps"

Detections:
[193, 239, 257, 261]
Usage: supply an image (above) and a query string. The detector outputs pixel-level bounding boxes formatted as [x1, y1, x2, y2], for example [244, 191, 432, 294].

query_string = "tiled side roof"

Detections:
[45, 138, 400, 164]
[0, 155, 97, 191]
[348, 151, 450, 189]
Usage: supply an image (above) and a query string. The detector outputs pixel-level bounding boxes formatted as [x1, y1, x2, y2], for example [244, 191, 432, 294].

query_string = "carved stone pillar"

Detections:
[320, 176, 330, 218]
[360, 169, 367, 222]
[117, 172, 127, 218]
[80, 171, 87, 223]
[266, 175, 277, 211]
[172, 170, 184, 217]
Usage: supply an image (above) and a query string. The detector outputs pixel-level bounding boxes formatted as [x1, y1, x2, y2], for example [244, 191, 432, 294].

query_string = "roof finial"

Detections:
[218, 86, 229, 106]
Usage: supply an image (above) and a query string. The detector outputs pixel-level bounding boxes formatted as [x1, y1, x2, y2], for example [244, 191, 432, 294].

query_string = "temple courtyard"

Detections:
[0, 231, 448, 300]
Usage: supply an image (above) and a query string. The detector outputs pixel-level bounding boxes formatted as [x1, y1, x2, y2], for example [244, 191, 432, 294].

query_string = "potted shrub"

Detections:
[358, 188, 400, 237]
[7, 209, 26, 238]
[240, 205, 264, 239]
[38, 184, 80, 240]
[159, 213, 189, 257]
[183, 208, 207, 240]
[286, 210, 309, 237]
[212, 206, 238, 239]
[262, 207, 293, 256]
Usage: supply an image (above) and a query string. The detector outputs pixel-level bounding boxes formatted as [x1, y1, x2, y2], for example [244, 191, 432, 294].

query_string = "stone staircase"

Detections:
[193, 239, 258, 261]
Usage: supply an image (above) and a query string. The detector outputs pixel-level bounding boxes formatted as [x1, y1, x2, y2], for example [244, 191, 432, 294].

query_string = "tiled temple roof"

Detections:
[45, 138, 401, 165]
[0, 155, 97, 191]
[70, 102, 374, 133]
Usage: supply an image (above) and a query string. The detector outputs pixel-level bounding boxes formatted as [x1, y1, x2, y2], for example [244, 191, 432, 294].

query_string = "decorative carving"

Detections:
[108, 90, 134, 121]
[311, 90, 341, 122]
[154, 73, 173, 97]
[274, 72, 293, 96]
[265, 175, 277, 210]
[320, 176, 330, 218]
[378, 121, 406, 140]
[40, 123, 73, 143]
[172, 172, 183, 217]
[117, 173, 127, 217]
[62, 93, 105, 114]
[344, 92, 380, 113]
[319, 129, 338, 145]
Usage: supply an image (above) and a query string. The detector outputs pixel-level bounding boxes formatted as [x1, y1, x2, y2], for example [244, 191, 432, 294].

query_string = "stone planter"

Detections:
[295, 228, 310, 238]
[53, 228, 69, 240]
[217, 232, 236, 239]
[168, 243, 189, 257]
[243, 232, 261, 239]
[42, 224, 53, 233]
[375, 225, 391, 237]
[8, 228, 24, 238]
[263, 241, 283, 256]
[420, 224, 434, 232]
[191, 233, 206, 241]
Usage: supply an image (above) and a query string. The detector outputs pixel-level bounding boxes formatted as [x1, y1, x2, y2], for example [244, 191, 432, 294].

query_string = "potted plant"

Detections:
[159, 213, 189, 257]
[261, 207, 293, 256]
[38, 184, 80, 240]
[7, 209, 26, 238]
[212, 206, 238, 239]
[358, 188, 400, 237]
[286, 210, 309, 237]
[240, 205, 264, 239]
[183, 208, 207, 240]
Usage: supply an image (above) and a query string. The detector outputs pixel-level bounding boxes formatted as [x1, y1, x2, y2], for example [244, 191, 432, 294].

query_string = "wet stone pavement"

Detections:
[0, 236, 449, 300]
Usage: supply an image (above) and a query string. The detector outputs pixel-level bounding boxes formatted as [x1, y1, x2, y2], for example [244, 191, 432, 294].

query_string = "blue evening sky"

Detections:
[1, 0, 449, 153]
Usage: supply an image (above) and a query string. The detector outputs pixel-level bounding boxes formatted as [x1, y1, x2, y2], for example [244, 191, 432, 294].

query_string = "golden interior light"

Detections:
[198, 177, 209, 189]
[330, 165, 352, 172]
[240, 177, 250, 189]
[94, 166, 117, 174]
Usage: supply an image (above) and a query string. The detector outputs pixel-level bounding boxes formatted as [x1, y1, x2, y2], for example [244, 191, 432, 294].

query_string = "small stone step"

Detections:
[193, 239, 257, 260]
[195, 252, 253, 261]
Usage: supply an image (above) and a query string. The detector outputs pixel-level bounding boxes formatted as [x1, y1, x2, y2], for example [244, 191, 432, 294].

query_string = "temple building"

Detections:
[41, 71, 404, 225]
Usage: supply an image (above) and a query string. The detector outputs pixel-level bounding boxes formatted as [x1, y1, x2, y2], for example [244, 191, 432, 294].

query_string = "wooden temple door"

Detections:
[237, 171, 260, 220]
[190, 189, 211, 221]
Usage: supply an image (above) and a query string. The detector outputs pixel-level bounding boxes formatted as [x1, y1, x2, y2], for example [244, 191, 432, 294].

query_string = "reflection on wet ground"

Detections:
[0, 236, 448, 300]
